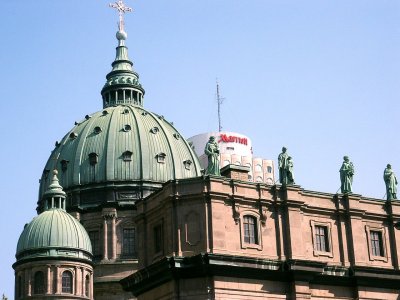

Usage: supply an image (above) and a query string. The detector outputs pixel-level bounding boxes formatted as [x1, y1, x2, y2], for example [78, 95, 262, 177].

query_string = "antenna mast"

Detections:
[216, 79, 224, 132]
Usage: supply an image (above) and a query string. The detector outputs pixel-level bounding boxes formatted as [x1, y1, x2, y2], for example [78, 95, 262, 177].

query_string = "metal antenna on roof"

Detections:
[216, 79, 225, 132]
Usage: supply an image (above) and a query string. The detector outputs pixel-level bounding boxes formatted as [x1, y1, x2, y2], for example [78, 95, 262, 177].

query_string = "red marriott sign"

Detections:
[218, 134, 248, 145]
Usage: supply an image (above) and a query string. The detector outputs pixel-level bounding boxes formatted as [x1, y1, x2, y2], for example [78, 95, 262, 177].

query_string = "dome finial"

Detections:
[109, 0, 132, 44]
[42, 169, 66, 211]
[102, 0, 145, 108]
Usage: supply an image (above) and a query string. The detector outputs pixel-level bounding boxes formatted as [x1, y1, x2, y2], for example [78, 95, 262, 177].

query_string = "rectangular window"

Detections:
[88, 231, 100, 257]
[370, 231, 384, 257]
[154, 225, 163, 254]
[315, 225, 329, 252]
[122, 228, 135, 257]
[243, 216, 258, 244]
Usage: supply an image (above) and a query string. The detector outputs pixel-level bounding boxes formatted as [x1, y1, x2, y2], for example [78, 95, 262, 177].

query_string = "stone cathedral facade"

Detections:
[14, 2, 400, 300]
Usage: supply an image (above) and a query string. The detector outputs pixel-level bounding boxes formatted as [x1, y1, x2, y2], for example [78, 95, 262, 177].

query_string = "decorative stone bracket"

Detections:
[258, 202, 267, 226]
[232, 203, 240, 225]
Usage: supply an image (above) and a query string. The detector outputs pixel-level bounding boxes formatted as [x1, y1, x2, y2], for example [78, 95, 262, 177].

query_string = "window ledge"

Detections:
[313, 250, 333, 258]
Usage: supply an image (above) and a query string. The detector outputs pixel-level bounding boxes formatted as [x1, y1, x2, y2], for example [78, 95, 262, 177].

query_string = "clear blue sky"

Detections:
[0, 0, 399, 297]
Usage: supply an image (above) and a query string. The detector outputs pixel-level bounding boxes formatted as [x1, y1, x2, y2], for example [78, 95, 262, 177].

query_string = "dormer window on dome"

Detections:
[89, 153, 99, 166]
[183, 160, 192, 170]
[94, 126, 102, 134]
[156, 153, 166, 163]
[43, 169, 50, 179]
[60, 160, 69, 172]
[150, 127, 159, 134]
[123, 124, 132, 132]
[183, 159, 193, 170]
[123, 151, 133, 161]
[70, 132, 78, 139]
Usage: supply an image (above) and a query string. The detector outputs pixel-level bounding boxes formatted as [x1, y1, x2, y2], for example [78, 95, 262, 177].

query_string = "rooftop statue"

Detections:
[339, 156, 354, 194]
[278, 147, 294, 185]
[286, 156, 295, 185]
[205, 136, 220, 176]
[384, 164, 398, 201]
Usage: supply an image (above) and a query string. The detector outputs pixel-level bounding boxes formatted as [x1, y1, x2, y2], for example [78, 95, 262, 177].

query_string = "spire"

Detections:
[101, 0, 145, 108]
[42, 170, 66, 211]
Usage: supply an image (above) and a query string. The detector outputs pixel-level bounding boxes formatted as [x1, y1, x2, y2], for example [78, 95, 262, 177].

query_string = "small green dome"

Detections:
[16, 208, 92, 263]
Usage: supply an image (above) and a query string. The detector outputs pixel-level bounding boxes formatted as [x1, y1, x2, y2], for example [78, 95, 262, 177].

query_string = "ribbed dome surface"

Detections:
[16, 208, 92, 262]
[38, 105, 202, 204]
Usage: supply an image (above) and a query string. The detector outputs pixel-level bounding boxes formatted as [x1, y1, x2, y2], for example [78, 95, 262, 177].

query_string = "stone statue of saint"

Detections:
[339, 156, 354, 194]
[278, 147, 294, 185]
[204, 136, 220, 176]
[286, 156, 295, 185]
[384, 164, 397, 200]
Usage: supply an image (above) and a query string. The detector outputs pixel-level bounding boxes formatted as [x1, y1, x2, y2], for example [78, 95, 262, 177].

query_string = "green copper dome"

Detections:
[16, 209, 92, 263]
[16, 171, 92, 265]
[37, 25, 202, 211]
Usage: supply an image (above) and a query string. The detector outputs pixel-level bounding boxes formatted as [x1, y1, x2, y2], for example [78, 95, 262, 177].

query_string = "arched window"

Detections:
[85, 274, 90, 297]
[243, 215, 258, 244]
[267, 166, 272, 173]
[33, 271, 45, 294]
[62, 271, 73, 293]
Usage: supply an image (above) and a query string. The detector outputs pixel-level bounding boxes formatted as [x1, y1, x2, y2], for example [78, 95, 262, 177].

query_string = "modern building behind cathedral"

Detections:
[13, 2, 400, 299]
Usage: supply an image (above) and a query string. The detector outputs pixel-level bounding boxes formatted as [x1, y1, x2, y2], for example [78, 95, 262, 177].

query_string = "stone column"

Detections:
[103, 217, 108, 260]
[81, 267, 85, 296]
[89, 271, 93, 299]
[46, 265, 51, 294]
[102, 208, 117, 261]
[74, 266, 79, 295]
[111, 216, 117, 260]
[55, 265, 60, 294]
[25, 269, 31, 296]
